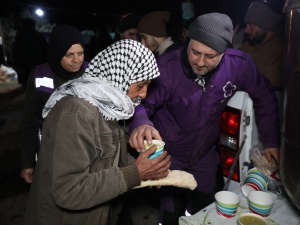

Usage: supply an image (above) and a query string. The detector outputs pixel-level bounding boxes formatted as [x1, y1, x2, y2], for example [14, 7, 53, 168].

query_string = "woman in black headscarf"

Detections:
[20, 24, 89, 184]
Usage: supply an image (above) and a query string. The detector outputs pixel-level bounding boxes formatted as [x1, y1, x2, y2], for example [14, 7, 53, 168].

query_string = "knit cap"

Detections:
[119, 13, 140, 32]
[138, 11, 170, 37]
[188, 13, 233, 53]
[244, 1, 283, 31]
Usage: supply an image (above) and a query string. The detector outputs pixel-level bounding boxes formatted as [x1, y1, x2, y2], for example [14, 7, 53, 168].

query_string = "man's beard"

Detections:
[244, 31, 267, 46]
[192, 54, 223, 76]
[132, 97, 141, 106]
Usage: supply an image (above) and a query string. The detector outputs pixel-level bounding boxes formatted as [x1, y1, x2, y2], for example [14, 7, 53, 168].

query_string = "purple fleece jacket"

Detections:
[127, 47, 280, 192]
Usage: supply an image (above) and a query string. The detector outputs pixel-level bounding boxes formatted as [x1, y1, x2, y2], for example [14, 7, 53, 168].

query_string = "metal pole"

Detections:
[223, 135, 247, 191]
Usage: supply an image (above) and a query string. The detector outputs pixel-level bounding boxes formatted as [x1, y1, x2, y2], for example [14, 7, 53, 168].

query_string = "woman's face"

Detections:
[127, 80, 152, 101]
[60, 44, 84, 72]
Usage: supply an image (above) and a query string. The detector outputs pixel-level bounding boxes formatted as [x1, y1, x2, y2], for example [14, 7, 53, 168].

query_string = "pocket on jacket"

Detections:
[98, 132, 117, 159]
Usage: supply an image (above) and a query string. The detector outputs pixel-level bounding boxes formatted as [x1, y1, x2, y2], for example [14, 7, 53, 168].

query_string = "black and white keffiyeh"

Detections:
[42, 39, 159, 121]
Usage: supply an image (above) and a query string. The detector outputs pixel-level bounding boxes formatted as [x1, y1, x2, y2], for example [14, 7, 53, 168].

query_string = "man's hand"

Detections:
[136, 145, 171, 180]
[129, 124, 162, 152]
[20, 168, 34, 184]
[264, 148, 280, 165]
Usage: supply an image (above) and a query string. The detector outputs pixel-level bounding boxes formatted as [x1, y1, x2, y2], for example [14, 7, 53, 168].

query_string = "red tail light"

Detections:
[220, 110, 240, 135]
[220, 147, 240, 181]
[219, 106, 241, 182]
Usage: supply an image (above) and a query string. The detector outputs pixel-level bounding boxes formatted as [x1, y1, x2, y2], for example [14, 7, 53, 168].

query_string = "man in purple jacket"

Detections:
[127, 12, 281, 224]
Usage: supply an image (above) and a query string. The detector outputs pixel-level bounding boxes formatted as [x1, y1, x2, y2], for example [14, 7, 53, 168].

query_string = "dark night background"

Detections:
[0, 1, 288, 224]
[1, 0, 285, 30]
[0, 0, 285, 67]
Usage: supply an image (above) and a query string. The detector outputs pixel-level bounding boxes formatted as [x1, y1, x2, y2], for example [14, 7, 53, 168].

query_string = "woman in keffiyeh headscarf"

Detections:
[24, 39, 171, 225]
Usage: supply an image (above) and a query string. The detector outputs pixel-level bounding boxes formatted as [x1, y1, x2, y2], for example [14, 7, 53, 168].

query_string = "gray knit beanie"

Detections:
[244, 2, 283, 31]
[188, 13, 233, 53]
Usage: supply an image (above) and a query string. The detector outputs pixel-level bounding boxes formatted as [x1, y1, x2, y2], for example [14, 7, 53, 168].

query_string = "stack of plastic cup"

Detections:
[241, 167, 269, 197]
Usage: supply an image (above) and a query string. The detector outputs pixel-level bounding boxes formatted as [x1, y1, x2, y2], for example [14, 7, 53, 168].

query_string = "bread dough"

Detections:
[133, 170, 197, 190]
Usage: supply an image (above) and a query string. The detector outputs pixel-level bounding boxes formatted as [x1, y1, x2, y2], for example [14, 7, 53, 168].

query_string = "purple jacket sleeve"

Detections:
[127, 56, 177, 134]
[239, 52, 281, 148]
[127, 105, 154, 134]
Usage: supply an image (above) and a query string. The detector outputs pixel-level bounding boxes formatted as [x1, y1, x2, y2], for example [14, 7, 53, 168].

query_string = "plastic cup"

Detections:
[143, 140, 165, 160]
[247, 191, 275, 217]
[214, 191, 240, 218]
[242, 168, 269, 197]
[247, 168, 269, 183]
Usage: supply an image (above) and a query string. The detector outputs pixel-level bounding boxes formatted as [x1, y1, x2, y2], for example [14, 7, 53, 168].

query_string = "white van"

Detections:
[220, 0, 300, 211]
[218, 91, 259, 191]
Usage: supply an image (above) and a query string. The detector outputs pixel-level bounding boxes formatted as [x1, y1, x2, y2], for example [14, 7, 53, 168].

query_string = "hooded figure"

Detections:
[20, 24, 89, 185]
[24, 39, 170, 225]
[43, 39, 159, 119]
[47, 24, 87, 79]
[240, 1, 284, 123]
[244, 1, 283, 31]
[13, 18, 48, 89]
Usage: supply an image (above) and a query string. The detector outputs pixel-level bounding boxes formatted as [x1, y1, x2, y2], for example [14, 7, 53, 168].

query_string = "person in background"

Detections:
[13, 18, 48, 89]
[179, 17, 195, 44]
[119, 13, 140, 41]
[84, 22, 114, 61]
[138, 10, 181, 58]
[127, 13, 281, 224]
[23, 39, 171, 225]
[240, 1, 284, 121]
[20, 24, 89, 184]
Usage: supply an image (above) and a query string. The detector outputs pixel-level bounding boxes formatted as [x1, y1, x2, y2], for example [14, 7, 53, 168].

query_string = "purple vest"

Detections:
[33, 61, 89, 127]
[34, 61, 89, 93]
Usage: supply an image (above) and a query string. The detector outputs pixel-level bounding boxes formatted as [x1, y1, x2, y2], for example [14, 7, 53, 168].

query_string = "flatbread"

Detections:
[133, 170, 197, 190]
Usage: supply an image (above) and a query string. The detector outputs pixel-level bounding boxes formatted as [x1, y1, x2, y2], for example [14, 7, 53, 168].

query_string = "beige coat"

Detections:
[240, 33, 284, 89]
[24, 96, 140, 225]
